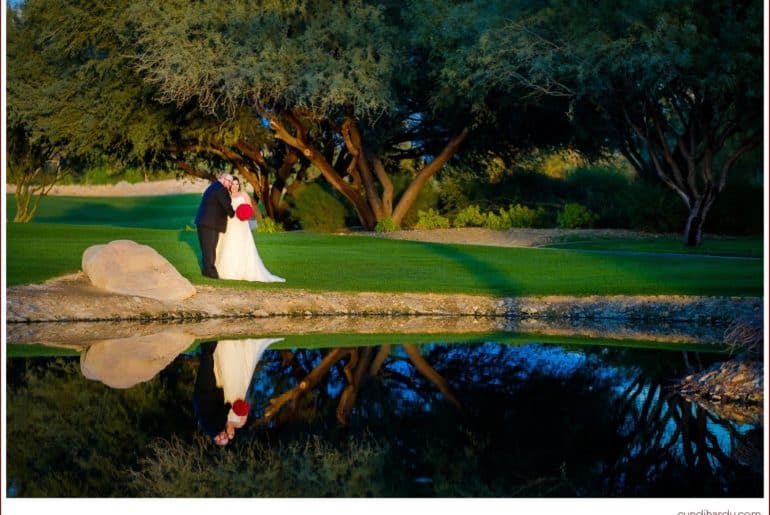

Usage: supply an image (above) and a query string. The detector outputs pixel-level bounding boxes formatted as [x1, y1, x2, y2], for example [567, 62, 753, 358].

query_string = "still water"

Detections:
[5, 336, 764, 497]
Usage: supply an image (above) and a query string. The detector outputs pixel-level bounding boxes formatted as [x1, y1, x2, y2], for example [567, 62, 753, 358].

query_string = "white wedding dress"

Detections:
[215, 194, 286, 282]
[213, 338, 284, 405]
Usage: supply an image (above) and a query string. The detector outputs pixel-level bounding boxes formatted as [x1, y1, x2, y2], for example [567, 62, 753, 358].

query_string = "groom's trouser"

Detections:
[197, 225, 220, 278]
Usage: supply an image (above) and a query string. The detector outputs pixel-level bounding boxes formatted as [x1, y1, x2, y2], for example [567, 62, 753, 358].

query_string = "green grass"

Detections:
[6, 222, 762, 296]
[545, 235, 764, 258]
[5, 193, 763, 296]
[5, 193, 202, 230]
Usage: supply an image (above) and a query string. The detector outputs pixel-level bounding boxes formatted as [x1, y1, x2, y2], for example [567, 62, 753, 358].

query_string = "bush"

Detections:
[374, 217, 399, 232]
[483, 210, 511, 230]
[504, 204, 547, 228]
[414, 208, 450, 229]
[453, 205, 487, 228]
[254, 217, 285, 233]
[556, 203, 598, 229]
[564, 166, 633, 228]
[289, 183, 347, 233]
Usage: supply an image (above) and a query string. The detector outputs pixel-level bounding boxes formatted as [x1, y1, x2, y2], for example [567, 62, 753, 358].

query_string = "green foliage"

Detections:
[563, 167, 634, 228]
[414, 209, 450, 230]
[289, 183, 347, 233]
[254, 217, 285, 234]
[454, 203, 546, 230]
[453, 205, 487, 228]
[505, 204, 547, 228]
[374, 217, 398, 233]
[483, 210, 511, 230]
[557, 204, 598, 229]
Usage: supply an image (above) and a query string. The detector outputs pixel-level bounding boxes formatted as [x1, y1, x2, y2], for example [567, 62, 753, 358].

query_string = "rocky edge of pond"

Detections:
[6, 271, 762, 324]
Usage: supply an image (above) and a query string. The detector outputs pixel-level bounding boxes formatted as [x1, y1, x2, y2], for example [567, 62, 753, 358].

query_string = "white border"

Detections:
[1, 2, 768, 515]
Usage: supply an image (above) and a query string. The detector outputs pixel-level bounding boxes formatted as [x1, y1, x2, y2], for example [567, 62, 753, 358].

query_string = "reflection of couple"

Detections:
[193, 338, 282, 446]
[194, 172, 285, 282]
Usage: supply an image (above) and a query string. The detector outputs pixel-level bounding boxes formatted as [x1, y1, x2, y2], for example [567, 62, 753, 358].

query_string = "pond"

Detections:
[4, 326, 764, 498]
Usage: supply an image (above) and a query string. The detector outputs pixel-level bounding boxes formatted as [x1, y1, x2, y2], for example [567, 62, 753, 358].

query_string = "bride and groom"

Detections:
[193, 338, 283, 446]
[194, 172, 285, 282]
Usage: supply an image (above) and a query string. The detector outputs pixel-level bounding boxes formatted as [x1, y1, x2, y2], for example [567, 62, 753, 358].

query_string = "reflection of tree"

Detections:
[256, 344, 461, 428]
[601, 372, 763, 496]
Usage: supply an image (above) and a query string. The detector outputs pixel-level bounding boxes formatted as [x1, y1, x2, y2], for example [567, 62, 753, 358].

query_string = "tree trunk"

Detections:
[683, 208, 705, 247]
[391, 128, 469, 227]
[683, 186, 715, 247]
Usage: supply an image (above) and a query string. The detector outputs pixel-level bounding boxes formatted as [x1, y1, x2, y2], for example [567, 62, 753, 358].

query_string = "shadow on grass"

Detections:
[411, 240, 522, 296]
[179, 229, 204, 276]
[29, 196, 199, 230]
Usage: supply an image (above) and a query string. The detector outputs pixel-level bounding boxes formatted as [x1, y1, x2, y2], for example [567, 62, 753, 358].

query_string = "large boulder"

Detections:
[82, 239, 196, 301]
[80, 330, 195, 389]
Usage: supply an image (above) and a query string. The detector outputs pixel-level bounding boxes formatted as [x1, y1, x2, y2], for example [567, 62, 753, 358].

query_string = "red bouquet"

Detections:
[235, 203, 254, 221]
[232, 399, 250, 416]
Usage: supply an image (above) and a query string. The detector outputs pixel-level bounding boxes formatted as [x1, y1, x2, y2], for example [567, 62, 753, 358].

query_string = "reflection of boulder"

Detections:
[675, 357, 764, 424]
[80, 331, 196, 389]
[82, 240, 196, 301]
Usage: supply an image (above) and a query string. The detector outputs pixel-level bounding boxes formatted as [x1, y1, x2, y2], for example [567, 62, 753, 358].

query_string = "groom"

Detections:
[195, 172, 236, 278]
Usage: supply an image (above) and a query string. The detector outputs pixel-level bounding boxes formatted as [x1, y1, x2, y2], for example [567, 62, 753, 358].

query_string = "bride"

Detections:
[215, 177, 285, 282]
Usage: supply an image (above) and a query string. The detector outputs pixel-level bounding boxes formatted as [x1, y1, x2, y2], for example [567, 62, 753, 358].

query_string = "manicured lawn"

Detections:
[545, 235, 764, 258]
[5, 193, 201, 230]
[6, 222, 762, 296]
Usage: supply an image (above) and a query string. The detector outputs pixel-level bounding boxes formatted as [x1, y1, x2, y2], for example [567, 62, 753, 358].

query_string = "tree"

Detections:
[123, 0, 573, 228]
[5, 6, 71, 222]
[474, 0, 763, 245]
[5, 126, 69, 222]
[7, 0, 578, 229]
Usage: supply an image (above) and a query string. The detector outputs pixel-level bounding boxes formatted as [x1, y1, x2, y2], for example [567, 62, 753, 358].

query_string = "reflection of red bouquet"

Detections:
[232, 399, 250, 416]
[235, 203, 254, 221]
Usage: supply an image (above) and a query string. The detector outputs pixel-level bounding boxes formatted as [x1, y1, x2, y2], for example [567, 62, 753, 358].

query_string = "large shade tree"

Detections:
[7, 0, 574, 229]
[466, 0, 763, 245]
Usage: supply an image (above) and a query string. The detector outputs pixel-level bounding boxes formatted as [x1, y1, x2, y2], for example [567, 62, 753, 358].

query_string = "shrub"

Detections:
[504, 204, 547, 228]
[254, 217, 285, 233]
[374, 217, 399, 232]
[564, 166, 633, 227]
[453, 205, 487, 228]
[556, 203, 598, 229]
[483, 210, 511, 230]
[289, 183, 347, 233]
[414, 208, 450, 229]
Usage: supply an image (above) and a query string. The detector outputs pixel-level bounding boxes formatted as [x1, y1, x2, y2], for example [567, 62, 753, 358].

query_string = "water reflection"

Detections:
[4, 338, 763, 497]
[80, 330, 195, 389]
[193, 339, 282, 445]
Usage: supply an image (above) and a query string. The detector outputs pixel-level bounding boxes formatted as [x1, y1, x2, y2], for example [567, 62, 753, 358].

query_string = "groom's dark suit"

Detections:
[194, 180, 235, 278]
[192, 341, 230, 438]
